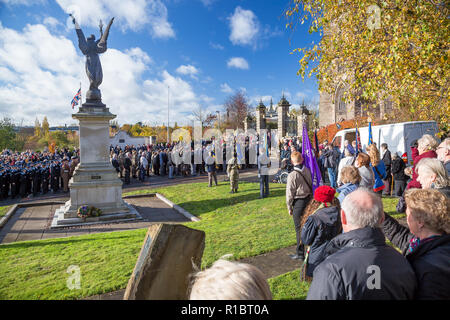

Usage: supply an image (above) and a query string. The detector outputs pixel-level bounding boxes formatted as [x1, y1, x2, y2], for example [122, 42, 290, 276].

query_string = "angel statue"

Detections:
[70, 14, 114, 103]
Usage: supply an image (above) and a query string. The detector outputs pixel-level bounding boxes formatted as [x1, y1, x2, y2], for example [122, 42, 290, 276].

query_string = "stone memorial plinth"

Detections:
[124, 224, 205, 300]
[51, 103, 138, 227]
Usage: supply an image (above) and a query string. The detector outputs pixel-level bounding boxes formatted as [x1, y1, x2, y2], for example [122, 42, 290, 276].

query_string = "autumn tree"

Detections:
[224, 91, 250, 129]
[42, 116, 49, 137]
[34, 117, 41, 137]
[286, 0, 449, 134]
[192, 106, 217, 127]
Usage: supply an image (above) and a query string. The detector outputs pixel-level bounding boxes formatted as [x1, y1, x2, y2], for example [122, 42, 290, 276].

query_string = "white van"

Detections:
[330, 121, 439, 165]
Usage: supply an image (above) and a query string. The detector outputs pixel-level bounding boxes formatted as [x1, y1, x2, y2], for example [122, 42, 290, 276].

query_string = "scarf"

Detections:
[408, 235, 440, 253]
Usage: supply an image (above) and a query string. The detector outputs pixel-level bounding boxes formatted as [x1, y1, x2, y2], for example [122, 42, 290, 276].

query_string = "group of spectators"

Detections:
[109, 138, 259, 185]
[0, 147, 79, 201]
[188, 135, 449, 300]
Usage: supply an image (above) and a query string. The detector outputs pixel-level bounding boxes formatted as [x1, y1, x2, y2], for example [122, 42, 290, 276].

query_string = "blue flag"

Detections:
[368, 121, 373, 145]
[302, 125, 321, 193]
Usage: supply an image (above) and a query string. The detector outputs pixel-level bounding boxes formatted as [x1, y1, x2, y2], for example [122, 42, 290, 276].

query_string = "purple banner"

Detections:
[302, 125, 322, 193]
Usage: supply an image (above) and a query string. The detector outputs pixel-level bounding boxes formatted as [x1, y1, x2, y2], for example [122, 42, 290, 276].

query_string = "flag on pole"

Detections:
[302, 125, 321, 193]
[71, 87, 81, 109]
[368, 121, 373, 145]
[314, 129, 319, 153]
[355, 122, 362, 155]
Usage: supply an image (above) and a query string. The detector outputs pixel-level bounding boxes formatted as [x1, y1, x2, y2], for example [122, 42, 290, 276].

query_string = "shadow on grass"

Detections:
[0, 233, 144, 250]
[177, 187, 286, 216]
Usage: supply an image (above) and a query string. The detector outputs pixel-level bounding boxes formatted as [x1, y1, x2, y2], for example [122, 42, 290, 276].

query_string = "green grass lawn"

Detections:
[0, 206, 11, 218]
[268, 269, 310, 300]
[0, 182, 406, 300]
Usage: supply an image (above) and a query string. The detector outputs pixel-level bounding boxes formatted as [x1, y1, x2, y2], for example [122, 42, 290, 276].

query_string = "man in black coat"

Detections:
[307, 188, 417, 300]
[391, 153, 408, 196]
[381, 143, 392, 195]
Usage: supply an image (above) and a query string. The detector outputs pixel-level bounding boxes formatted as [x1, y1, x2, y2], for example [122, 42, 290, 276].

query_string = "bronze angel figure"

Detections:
[70, 14, 114, 102]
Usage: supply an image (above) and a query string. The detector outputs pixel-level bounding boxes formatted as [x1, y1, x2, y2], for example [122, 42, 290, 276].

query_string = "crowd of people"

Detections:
[0, 148, 79, 201]
[108, 138, 260, 186]
[188, 134, 450, 300]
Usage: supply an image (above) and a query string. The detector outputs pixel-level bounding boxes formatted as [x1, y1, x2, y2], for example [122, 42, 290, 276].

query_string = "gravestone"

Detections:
[123, 224, 205, 300]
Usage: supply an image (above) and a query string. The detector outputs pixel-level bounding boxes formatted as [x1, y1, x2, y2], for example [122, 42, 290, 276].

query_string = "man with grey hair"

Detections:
[307, 188, 417, 300]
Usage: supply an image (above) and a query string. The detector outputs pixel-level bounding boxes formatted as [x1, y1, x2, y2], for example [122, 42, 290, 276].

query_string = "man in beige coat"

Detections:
[286, 151, 313, 260]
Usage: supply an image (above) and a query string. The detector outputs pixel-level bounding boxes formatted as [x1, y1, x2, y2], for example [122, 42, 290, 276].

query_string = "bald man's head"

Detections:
[341, 188, 384, 230]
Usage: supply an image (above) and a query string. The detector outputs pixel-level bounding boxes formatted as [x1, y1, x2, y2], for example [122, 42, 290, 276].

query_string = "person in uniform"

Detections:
[123, 152, 132, 185]
[227, 153, 239, 193]
[51, 161, 60, 193]
[10, 167, 19, 199]
[32, 164, 41, 197]
[19, 169, 28, 198]
[41, 163, 50, 194]
[61, 157, 70, 193]
[69, 156, 79, 177]
[131, 149, 138, 179]
[258, 147, 270, 198]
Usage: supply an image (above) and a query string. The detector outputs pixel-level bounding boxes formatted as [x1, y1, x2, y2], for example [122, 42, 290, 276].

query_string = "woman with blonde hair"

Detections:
[407, 134, 438, 190]
[336, 165, 361, 203]
[189, 259, 272, 300]
[381, 188, 450, 299]
[366, 144, 387, 195]
[416, 157, 450, 198]
[354, 152, 375, 189]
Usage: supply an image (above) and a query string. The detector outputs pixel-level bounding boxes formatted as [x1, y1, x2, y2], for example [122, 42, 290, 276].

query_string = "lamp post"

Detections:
[216, 111, 220, 129]
[167, 85, 170, 144]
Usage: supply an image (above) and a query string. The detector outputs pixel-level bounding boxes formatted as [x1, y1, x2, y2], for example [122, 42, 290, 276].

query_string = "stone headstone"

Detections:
[123, 224, 205, 300]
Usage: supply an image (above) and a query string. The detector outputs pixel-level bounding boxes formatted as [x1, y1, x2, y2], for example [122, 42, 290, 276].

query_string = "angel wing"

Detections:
[97, 17, 114, 53]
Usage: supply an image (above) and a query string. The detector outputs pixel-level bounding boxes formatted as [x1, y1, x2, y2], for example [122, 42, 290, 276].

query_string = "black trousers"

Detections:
[260, 175, 269, 198]
[292, 196, 312, 256]
[394, 180, 407, 197]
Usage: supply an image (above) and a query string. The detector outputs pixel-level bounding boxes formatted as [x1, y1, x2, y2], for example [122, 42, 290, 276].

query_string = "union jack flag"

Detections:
[71, 88, 81, 109]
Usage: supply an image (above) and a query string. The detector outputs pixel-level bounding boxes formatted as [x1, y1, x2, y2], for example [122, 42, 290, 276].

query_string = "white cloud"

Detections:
[227, 57, 249, 70]
[220, 83, 233, 93]
[176, 64, 199, 79]
[209, 42, 224, 50]
[228, 6, 259, 47]
[0, 23, 212, 126]
[56, 0, 175, 39]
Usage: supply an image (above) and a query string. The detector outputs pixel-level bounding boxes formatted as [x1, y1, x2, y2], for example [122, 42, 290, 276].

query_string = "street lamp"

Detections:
[216, 111, 220, 128]
[167, 85, 170, 144]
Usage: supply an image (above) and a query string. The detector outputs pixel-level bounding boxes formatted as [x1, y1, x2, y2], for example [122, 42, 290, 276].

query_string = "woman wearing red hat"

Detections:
[299, 185, 342, 280]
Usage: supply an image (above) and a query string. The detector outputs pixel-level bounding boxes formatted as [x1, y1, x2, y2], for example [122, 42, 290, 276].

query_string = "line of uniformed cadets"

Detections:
[0, 149, 79, 201]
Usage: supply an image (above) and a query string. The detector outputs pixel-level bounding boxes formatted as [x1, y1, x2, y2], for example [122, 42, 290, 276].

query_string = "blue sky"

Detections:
[0, 0, 320, 126]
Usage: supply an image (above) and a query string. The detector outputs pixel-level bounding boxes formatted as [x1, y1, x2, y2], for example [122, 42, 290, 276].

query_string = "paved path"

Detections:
[0, 196, 190, 244]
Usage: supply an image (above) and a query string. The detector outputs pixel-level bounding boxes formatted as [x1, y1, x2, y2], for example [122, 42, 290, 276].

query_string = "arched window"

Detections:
[335, 86, 346, 113]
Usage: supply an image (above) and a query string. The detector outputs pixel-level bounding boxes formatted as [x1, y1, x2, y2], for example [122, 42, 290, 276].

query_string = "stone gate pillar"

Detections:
[277, 96, 291, 140]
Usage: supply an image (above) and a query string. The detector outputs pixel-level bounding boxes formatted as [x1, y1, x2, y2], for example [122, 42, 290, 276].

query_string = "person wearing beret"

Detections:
[300, 186, 342, 279]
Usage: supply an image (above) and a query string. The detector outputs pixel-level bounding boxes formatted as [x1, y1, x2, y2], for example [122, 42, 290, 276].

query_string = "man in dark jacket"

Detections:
[381, 143, 392, 195]
[391, 153, 408, 196]
[307, 188, 417, 300]
[322, 145, 338, 189]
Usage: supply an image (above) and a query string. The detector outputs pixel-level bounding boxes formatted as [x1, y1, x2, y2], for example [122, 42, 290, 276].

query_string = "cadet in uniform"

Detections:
[61, 157, 70, 193]
[124, 152, 132, 184]
[227, 153, 239, 193]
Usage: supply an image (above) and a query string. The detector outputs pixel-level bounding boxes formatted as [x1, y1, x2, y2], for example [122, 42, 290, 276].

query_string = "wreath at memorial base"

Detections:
[77, 206, 102, 220]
